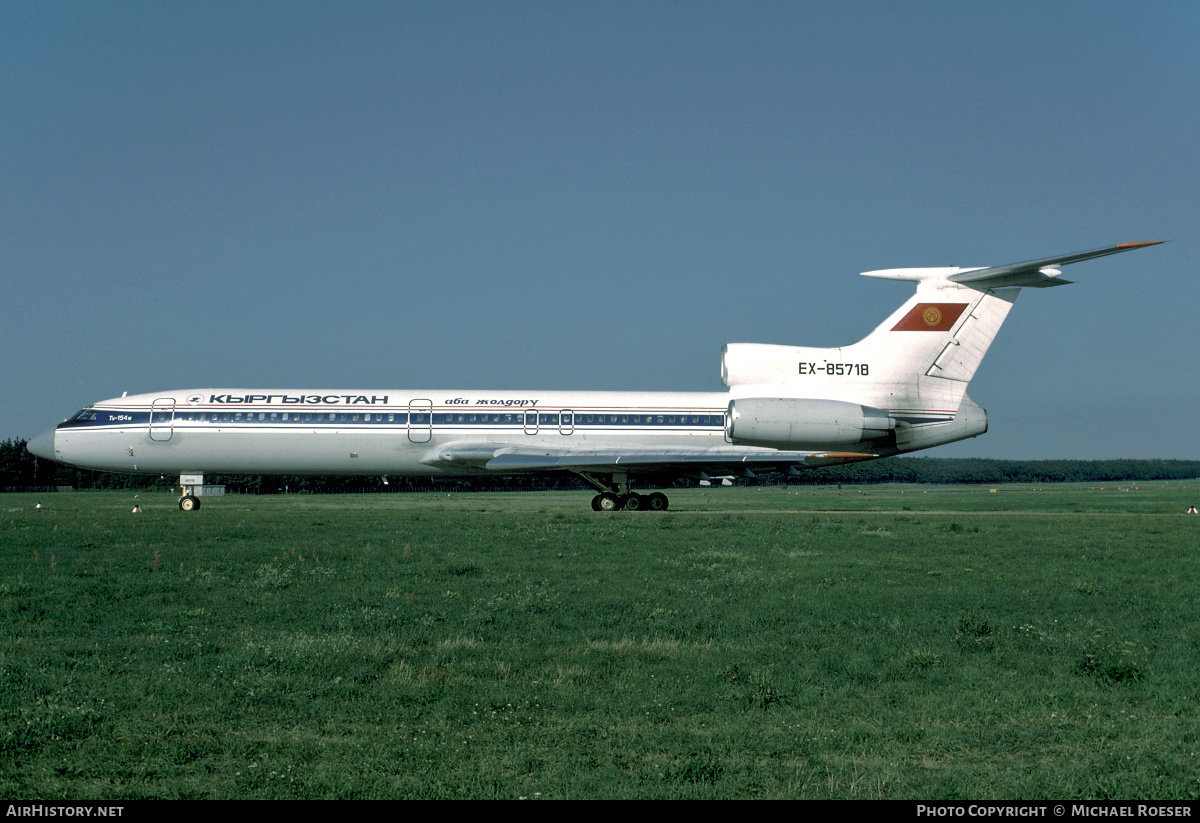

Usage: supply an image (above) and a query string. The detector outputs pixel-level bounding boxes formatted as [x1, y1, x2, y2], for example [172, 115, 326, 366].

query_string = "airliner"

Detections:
[26, 242, 1161, 512]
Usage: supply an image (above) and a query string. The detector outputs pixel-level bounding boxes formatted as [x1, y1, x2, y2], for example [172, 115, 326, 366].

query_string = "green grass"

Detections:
[2, 483, 1199, 798]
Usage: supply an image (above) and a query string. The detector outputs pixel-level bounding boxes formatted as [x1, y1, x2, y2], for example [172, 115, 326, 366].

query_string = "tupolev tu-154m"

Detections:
[27, 242, 1162, 512]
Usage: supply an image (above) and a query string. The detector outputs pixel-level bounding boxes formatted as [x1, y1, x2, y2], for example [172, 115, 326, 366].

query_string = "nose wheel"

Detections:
[178, 474, 203, 512]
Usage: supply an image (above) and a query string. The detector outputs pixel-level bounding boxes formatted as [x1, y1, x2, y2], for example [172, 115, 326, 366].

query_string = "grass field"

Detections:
[2, 483, 1199, 799]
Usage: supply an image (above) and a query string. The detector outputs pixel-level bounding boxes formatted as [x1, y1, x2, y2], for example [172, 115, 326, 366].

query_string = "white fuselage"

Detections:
[46, 388, 737, 476]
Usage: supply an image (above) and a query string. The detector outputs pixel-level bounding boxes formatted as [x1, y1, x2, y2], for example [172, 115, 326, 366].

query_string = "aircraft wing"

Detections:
[948, 241, 1163, 289]
[427, 444, 877, 474]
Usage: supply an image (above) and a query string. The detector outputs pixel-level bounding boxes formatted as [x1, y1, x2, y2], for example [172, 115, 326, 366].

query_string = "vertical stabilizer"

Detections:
[722, 273, 1017, 419]
[721, 242, 1162, 423]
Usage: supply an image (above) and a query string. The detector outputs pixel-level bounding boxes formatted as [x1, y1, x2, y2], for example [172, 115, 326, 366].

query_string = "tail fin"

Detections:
[721, 242, 1162, 422]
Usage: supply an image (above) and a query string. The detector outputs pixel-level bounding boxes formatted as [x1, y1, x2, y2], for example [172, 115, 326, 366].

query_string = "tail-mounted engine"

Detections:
[726, 397, 895, 449]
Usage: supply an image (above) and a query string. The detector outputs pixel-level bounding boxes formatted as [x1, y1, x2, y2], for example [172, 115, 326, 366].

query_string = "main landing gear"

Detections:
[575, 471, 669, 512]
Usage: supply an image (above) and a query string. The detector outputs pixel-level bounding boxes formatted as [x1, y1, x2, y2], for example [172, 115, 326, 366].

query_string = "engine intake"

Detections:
[727, 398, 895, 449]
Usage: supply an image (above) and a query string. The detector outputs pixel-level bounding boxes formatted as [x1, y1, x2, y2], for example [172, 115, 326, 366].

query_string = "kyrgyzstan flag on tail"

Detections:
[891, 303, 968, 332]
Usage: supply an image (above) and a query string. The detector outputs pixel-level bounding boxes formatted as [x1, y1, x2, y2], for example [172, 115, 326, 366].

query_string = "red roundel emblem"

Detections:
[892, 302, 967, 331]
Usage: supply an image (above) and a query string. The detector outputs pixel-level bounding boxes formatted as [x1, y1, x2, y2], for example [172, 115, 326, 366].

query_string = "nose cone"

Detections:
[27, 428, 57, 461]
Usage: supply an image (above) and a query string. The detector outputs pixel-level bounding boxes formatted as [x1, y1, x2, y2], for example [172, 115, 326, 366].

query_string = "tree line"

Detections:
[3, 437, 1197, 493]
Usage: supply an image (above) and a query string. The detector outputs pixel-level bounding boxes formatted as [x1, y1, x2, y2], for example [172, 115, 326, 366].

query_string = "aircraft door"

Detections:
[408, 399, 432, 443]
[149, 398, 176, 442]
[559, 409, 574, 435]
[523, 409, 539, 435]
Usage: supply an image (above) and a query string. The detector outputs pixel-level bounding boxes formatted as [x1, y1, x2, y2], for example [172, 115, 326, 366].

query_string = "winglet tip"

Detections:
[1117, 241, 1165, 249]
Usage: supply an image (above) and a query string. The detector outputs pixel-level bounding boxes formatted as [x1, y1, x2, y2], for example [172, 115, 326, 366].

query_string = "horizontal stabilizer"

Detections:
[861, 242, 1161, 289]
[947, 241, 1163, 289]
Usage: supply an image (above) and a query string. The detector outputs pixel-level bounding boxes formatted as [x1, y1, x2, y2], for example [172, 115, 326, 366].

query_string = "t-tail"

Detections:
[721, 242, 1162, 456]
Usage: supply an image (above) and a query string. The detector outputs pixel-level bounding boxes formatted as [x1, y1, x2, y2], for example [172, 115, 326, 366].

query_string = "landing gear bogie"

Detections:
[580, 472, 668, 513]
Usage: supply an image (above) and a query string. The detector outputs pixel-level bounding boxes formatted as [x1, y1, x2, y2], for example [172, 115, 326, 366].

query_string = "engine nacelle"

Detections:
[727, 397, 895, 449]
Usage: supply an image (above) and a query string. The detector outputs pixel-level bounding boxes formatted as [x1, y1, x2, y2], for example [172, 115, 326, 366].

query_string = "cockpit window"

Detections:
[72, 409, 98, 422]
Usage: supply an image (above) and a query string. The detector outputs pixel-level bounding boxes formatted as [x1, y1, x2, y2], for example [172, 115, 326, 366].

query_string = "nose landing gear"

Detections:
[178, 474, 203, 512]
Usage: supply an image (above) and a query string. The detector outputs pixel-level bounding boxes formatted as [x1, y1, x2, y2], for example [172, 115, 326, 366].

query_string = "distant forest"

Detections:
[4, 437, 1198, 494]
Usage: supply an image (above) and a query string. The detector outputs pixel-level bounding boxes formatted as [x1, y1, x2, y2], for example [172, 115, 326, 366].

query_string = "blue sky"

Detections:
[4, 1, 1197, 459]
